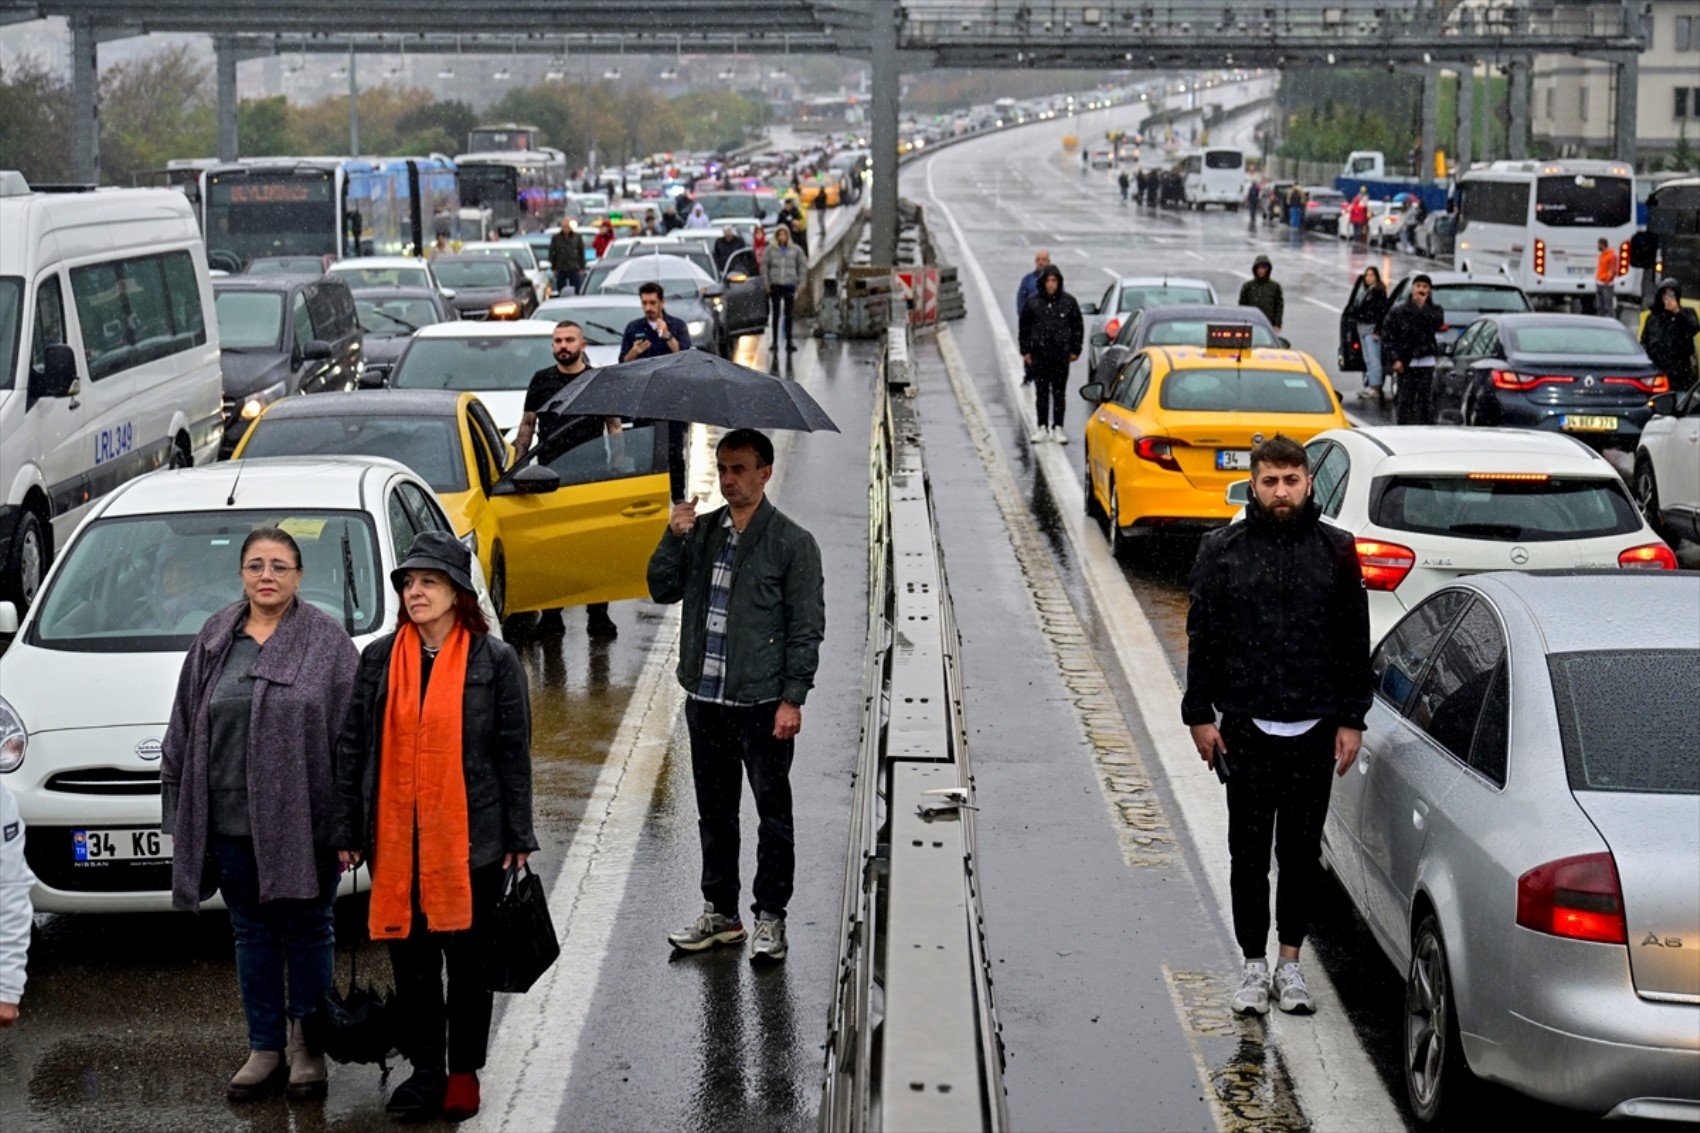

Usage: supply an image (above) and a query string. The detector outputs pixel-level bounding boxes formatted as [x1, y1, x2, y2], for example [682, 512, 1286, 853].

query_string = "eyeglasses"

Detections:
[241, 561, 300, 578]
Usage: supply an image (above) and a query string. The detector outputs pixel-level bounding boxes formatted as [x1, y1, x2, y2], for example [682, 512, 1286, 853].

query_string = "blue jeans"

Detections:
[1289, 206, 1302, 228]
[1358, 323, 1383, 388]
[212, 836, 337, 1052]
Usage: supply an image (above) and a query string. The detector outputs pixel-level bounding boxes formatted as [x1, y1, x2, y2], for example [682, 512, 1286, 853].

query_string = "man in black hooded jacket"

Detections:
[1183, 435, 1370, 1018]
[1642, 278, 1700, 392]
[1018, 264, 1083, 443]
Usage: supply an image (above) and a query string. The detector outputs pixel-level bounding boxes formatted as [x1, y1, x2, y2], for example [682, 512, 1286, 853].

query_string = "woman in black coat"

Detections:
[1350, 267, 1392, 402]
[331, 531, 535, 1123]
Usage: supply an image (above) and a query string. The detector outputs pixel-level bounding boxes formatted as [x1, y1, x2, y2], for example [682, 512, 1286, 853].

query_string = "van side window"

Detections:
[30, 275, 68, 381]
[70, 252, 208, 381]
[159, 251, 206, 346]
[71, 262, 129, 381]
[120, 256, 174, 366]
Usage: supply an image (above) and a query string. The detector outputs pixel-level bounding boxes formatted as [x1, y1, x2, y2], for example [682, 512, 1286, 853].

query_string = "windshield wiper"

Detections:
[584, 321, 624, 338]
[340, 521, 360, 634]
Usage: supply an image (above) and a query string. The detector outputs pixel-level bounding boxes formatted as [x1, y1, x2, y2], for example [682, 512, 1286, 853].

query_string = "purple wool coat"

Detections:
[160, 599, 360, 910]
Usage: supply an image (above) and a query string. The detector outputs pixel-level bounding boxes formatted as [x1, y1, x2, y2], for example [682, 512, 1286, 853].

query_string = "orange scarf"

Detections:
[368, 621, 473, 940]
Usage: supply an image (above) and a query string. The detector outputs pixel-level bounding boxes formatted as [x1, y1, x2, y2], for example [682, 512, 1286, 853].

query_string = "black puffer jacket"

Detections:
[1019, 264, 1084, 361]
[330, 631, 537, 868]
[1380, 297, 1446, 368]
[1182, 496, 1372, 731]
[1641, 280, 1700, 390]
[1351, 282, 1390, 330]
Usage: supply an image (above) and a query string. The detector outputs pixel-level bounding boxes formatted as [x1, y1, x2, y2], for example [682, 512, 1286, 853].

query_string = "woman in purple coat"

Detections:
[161, 527, 360, 1102]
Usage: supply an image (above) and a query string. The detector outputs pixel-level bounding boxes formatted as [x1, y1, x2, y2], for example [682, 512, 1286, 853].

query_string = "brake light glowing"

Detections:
[1602, 375, 1670, 393]
[1618, 241, 1631, 278]
[1134, 435, 1186, 472]
[1467, 472, 1551, 481]
[1618, 543, 1678, 570]
[1491, 370, 1574, 391]
[1517, 852, 1626, 945]
[1105, 318, 1122, 339]
[1354, 538, 1414, 591]
[1533, 237, 1546, 276]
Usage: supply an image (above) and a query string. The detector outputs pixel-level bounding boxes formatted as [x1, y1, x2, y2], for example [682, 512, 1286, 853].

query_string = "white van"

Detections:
[0, 172, 223, 610]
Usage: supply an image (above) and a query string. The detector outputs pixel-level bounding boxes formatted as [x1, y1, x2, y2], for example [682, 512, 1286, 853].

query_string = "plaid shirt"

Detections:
[692, 513, 747, 705]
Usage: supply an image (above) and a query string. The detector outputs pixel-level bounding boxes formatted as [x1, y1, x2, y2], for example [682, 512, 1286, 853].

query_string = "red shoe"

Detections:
[443, 1071, 480, 1122]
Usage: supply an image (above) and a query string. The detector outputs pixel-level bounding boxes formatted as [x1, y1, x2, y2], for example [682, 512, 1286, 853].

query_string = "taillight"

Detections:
[1533, 238, 1546, 276]
[1105, 318, 1122, 339]
[1491, 370, 1574, 391]
[1134, 435, 1186, 472]
[1354, 538, 1414, 591]
[1618, 542, 1678, 570]
[1617, 241, 1631, 278]
[1517, 852, 1626, 945]
[1603, 374, 1670, 393]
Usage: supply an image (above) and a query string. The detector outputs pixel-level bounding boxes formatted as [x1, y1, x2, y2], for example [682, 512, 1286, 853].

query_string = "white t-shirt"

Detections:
[1253, 718, 1321, 737]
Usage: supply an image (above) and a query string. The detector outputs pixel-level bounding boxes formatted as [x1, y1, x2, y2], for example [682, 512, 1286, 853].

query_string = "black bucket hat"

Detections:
[390, 530, 475, 595]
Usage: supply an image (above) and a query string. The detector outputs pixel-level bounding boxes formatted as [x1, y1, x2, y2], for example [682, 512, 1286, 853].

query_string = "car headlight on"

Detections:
[490, 300, 521, 319]
[687, 320, 708, 337]
[240, 380, 288, 421]
[0, 695, 28, 773]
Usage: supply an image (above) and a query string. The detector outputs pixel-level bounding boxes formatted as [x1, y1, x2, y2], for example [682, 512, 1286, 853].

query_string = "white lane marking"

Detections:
[1304, 296, 1344, 313]
[921, 151, 1406, 1133]
[473, 607, 683, 1133]
[1100, 266, 1121, 278]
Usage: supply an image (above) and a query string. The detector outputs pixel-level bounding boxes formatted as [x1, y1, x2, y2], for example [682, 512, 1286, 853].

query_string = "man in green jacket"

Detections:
[648, 428, 825, 963]
[1238, 254, 1284, 334]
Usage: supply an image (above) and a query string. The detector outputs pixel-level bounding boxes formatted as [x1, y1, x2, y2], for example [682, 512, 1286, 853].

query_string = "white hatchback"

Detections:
[1298, 426, 1676, 644]
[0, 456, 494, 912]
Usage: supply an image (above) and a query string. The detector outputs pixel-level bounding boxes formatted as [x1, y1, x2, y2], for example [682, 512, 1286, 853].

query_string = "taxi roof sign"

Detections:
[1205, 323, 1255, 350]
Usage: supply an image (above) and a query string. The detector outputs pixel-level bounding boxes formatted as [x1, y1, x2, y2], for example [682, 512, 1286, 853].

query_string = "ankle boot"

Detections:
[443, 1071, 481, 1121]
[227, 1050, 283, 1101]
[285, 1018, 327, 1100]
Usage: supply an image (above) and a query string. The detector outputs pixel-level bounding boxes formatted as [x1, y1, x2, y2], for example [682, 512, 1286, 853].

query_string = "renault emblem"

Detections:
[135, 738, 163, 761]
[1510, 546, 1530, 565]
[1582, 375, 1596, 388]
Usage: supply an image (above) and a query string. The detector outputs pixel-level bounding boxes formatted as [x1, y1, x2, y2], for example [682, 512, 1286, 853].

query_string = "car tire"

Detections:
[1405, 913, 1473, 1124]
[1462, 386, 1499, 428]
[167, 439, 190, 471]
[1107, 481, 1136, 561]
[1084, 466, 1103, 522]
[1634, 454, 1671, 543]
[0, 508, 48, 612]
[490, 550, 508, 622]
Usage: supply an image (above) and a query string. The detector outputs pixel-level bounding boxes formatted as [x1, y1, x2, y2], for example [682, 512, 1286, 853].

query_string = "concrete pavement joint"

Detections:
[935, 327, 1176, 873]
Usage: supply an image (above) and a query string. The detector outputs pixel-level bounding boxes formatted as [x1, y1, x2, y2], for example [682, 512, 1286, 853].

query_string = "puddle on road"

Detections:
[1165, 966, 1310, 1133]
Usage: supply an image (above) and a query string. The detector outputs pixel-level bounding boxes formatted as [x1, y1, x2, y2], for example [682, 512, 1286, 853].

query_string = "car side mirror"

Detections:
[30, 344, 79, 399]
[727, 272, 749, 284]
[702, 284, 725, 299]
[511, 464, 561, 495]
[0, 600, 19, 635]
[440, 288, 457, 301]
[1277, 336, 1291, 349]
[302, 339, 334, 361]
[1090, 331, 1109, 347]
[1080, 301, 1100, 315]
[539, 258, 552, 270]
[1079, 382, 1106, 404]
[1225, 479, 1251, 507]
[1648, 391, 1677, 416]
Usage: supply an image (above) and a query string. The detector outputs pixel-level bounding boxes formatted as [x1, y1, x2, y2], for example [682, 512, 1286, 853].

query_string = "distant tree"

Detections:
[0, 54, 73, 183]
[672, 90, 764, 151]
[397, 98, 476, 153]
[238, 96, 293, 157]
[100, 44, 216, 183]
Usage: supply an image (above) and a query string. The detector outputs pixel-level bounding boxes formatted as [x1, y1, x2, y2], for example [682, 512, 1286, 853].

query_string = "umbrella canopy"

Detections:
[538, 350, 839, 433]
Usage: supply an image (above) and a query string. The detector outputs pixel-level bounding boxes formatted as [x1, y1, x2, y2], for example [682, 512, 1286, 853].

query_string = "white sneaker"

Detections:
[1274, 960, 1315, 1014]
[1232, 959, 1272, 1016]
[1030, 429, 1050, 444]
[1053, 426, 1070, 445]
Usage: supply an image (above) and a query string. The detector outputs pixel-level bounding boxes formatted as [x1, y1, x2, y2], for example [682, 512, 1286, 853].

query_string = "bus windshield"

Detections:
[205, 172, 338, 268]
[458, 165, 518, 209]
[1535, 175, 1632, 228]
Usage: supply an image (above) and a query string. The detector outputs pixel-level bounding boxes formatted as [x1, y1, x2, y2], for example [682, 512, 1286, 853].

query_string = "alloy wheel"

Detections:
[1405, 921, 1451, 1119]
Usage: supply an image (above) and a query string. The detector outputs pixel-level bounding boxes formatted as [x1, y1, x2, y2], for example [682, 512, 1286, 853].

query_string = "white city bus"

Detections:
[1454, 160, 1637, 304]
[1180, 148, 1246, 210]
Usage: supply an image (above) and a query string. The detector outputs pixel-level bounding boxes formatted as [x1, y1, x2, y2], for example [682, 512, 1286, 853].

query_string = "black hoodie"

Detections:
[1018, 264, 1084, 361]
[1641, 279, 1700, 389]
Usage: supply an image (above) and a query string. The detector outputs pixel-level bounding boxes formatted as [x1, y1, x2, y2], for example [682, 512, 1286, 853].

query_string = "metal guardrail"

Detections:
[820, 307, 1007, 1133]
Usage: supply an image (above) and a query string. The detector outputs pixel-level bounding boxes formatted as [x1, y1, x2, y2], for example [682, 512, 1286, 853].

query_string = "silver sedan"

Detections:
[1323, 570, 1699, 1124]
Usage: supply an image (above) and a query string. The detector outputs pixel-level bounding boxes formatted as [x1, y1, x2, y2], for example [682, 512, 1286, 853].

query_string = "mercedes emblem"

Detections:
[1509, 546, 1530, 565]
[135, 738, 163, 761]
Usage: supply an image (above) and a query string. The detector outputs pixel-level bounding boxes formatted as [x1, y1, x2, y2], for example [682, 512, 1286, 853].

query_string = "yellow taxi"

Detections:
[232, 390, 670, 618]
[1079, 326, 1351, 558]
[797, 176, 842, 209]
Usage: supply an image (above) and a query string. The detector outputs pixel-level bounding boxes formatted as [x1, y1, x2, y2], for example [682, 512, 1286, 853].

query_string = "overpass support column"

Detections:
[1455, 62, 1475, 178]
[70, 16, 100, 184]
[1419, 65, 1438, 183]
[869, 0, 900, 266]
[215, 37, 240, 163]
[1613, 51, 1638, 166]
[1508, 57, 1529, 160]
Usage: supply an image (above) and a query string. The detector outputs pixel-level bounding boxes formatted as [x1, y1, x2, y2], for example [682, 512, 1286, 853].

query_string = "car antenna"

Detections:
[225, 459, 244, 507]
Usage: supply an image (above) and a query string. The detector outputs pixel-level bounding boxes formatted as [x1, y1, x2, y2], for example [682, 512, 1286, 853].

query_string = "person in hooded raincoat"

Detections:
[1238, 255, 1284, 333]
[1642, 278, 1700, 392]
[1018, 264, 1084, 444]
[685, 204, 712, 230]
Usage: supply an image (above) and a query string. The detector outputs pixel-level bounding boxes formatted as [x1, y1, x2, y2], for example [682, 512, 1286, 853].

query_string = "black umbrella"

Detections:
[538, 350, 839, 433]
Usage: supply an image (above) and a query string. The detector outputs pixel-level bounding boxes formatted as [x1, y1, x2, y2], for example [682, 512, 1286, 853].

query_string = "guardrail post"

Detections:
[869, 0, 901, 267]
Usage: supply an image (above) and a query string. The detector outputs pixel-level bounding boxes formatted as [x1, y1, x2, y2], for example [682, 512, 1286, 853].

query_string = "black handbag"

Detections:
[304, 867, 398, 1067]
[482, 863, 560, 994]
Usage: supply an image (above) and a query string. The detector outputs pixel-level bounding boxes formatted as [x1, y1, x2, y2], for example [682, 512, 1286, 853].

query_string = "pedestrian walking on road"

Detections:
[1286, 184, 1304, 229]
[592, 219, 616, 261]
[1350, 266, 1390, 403]
[548, 219, 587, 296]
[1237, 255, 1284, 334]
[1183, 435, 1371, 1019]
[1381, 273, 1445, 424]
[1348, 190, 1370, 245]
[1594, 238, 1620, 319]
[161, 527, 360, 1102]
[712, 226, 746, 276]
[650, 430, 826, 964]
[1245, 180, 1260, 229]
[332, 532, 536, 1124]
[1019, 263, 1084, 444]
[0, 780, 34, 1029]
[1118, 169, 1131, 202]
[764, 224, 804, 352]
[1642, 278, 1700, 392]
[1015, 249, 1052, 385]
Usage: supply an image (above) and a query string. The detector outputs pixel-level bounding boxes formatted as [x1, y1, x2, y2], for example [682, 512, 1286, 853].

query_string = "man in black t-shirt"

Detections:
[516, 320, 623, 639]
